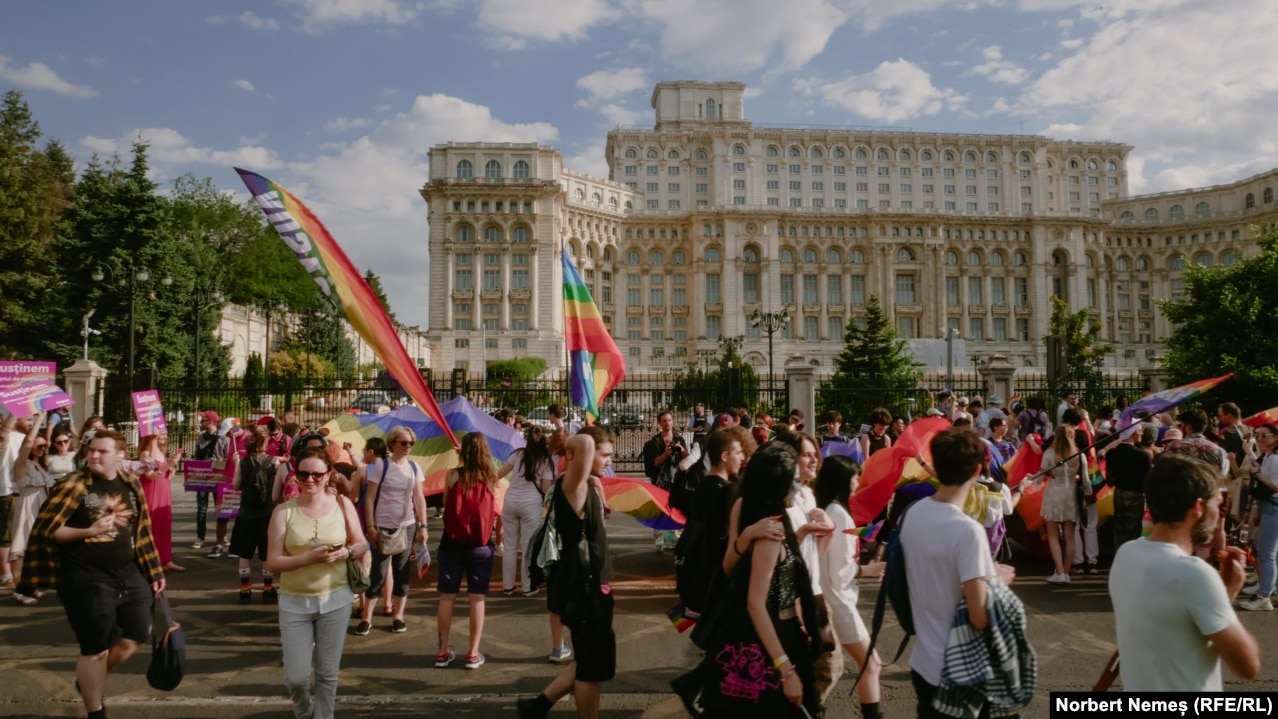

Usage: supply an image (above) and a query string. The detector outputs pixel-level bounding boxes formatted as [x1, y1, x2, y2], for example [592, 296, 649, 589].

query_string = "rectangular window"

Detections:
[734, 196, 746, 205]
[1014, 277, 1028, 306]
[767, 180, 779, 190]
[923, 184, 933, 194]
[834, 182, 846, 191]
[646, 182, 658, 192]
[900, 168, 912, 177]
[812, 182, 824, 191]
[706, 316, 721, 340]
[965, 169, 977, 178]
[705, 274, 721, 303]
[627, 288, 640, 306]
[857, 199, 869, 208]
[1069, 176, 1080, 184]
[669, 183, 681, 192]
[650, 287, 664, 305]
[455, 337, 470, 347]
[834, 199, 846, 207]
[647, 199, 659, 208]
[734, 179, 746, 189]
[1087, 278, 1097, 307]
[743, 273, 759, 303]
[827, 275, 842, 304]
[988, 186, 998, 195]
[767, 198, 779, 206]
[991, 277, 1005, 305]
[627, 330, 640, 341]
[455, 269, 473, 289]
[803, 316, 818, 341]
[944, 168, 955, 178]
[812, 165, 823, 174]
[856, 182, 869, 192]
[668, 200, 680, 209]
[946, 276, 959, 306]
[944, 201, 956, 210]
[969, 317, 984, 341]
[878, 167, 890, 176]
[988, 203, 999, 211]
[780, 274, 794, 304]
[968, 277, 983, 305]
[966, 185, 977, 195]
[696, 183, 708, 193]
[672, 288, 686, 305]
[993, 317, 1007, 341]
[696, 167, 708, 176]
[624, 165, 636, 175]
[834, 166, 845, 174]
[789, 180, 802, 191]
[878, 183, 891, 193]
[967, 202, 978, 211]
[456, 253, 473, 266]
[668, 167, 680, 175]
[512, 338, 527, 349]
[897, 316, 915, 338]
[856, 166, 868, 175]
[790, 164, 801, 174]
[455, 319, 471, 331]
[648, 166, 659, 175]
[945, 185, 956, 194]
[766, 164, 778, 173]
[828, 316, 843, 339]
[789, 198, 802, 207]
[895, 274, 916, 305]
[1016, 318, 1029, 341]
[901, 184, 912, 193]
[734, 162, 745, 172]
[812, 199, 824, 208]
[483, 303, 500, 316]
[803, 275, 818, 304]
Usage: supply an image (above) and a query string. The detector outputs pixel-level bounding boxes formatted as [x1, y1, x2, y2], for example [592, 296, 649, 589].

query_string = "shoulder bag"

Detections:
[341, 496, 371, 594]
[373, 458, 416, 556]
[146, 591, 186, 691]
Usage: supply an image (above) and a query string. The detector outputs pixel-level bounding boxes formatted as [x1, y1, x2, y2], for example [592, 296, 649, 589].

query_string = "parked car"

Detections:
[599, 404, 645, 427]
[525, 406, 584, 429]
[348, 391, 406, 413]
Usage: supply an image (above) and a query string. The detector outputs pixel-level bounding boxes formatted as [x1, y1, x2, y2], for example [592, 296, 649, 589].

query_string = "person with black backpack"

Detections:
[231, 427, 281, 602]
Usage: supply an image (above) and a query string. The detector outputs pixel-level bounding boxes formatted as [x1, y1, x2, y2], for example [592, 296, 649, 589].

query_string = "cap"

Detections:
[925, 407, 945, 417]
[988, 395, 1003, 406]
[715, 413, 735, 428]
[1162, 428, 1184, 443]
[957, 396, 970, 406]
[256, 416, 275, 426]
[199, 410, 220, 424]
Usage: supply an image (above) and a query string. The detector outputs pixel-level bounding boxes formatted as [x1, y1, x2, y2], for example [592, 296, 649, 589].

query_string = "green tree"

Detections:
[243, 352, 265, 406]
[364, 270, 396, 325]
[1045, 294, 1114, 408]
[1162, 225, 1278, 412]
[822, 295, 921, 425]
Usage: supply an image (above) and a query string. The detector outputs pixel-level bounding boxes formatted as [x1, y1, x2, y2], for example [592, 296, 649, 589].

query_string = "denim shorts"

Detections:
[436, 544, 495, 595]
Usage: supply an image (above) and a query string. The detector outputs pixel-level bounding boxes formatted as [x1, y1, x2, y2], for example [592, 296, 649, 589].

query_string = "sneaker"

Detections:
[227, 552, 240, 559]
[1069, 563, 1083, 575]
[1241, 584, 1261, 597]
[0, 574, 14, 595]
[1240, 595, 1274, 612]
[207, 545, 226, 559]
[548, 644, 572, 663]
[434, 649, 456, 668]
[503, 587, 519, 597]
[354, 620, 371, 636]
[262, 588, 279, 603]
[464, 652, 486, 669]
[13, 592, 37, 606]
[1084, 564, 1100, 575]
[190, 539, 205, 550]
[1046, 573, 1070, 585]
[522, 587, 540, 598]
[239, 589, 252, 603]
[670, 671, 704, 718]
[391, 619, 407, 633]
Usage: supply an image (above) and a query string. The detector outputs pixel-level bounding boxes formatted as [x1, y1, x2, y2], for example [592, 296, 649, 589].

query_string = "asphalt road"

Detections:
[1, 477, 1276, 718]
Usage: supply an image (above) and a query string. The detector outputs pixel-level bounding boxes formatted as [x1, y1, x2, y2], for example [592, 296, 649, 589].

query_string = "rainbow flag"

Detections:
[600, 477, 686, 530]
[1118, 372, 1233, 429]
[236, 168, 457, 450]
[666, 603, 697, 633]
[562, 248, 624, 422]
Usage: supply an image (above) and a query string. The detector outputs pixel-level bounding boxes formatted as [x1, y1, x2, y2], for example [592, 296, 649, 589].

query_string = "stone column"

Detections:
[1138, 367, 1168, 394]
[786, 364, 816, 430]
[979, 353, 1016, 404]
[64, 360, 108, 419]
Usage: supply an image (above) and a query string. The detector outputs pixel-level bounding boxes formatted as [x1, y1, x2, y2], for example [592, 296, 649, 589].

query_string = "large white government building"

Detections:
[422, 81, 1278, 376]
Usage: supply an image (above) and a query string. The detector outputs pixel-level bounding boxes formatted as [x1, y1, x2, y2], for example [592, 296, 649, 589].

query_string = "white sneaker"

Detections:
[1241, 584, 1261, 597]
[1046, 573, 1070, 585]
[548, 645, 572, 663]
[1239, 595, 1273, 612]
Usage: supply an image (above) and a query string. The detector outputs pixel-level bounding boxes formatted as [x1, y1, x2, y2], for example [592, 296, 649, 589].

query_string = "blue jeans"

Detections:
[280, 600, 350, 719]
[1256, 499, 1278, 597]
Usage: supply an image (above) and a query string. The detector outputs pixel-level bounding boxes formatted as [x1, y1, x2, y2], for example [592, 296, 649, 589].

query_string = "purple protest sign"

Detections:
[182, 459, 229, 493]
[131, 390, 168, 437]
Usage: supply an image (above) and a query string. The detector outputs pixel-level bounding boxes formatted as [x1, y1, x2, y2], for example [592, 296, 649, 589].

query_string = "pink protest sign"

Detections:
[131, 390, 168, 437]
[0, 361, 73, 418]
[182, 459, 229, 493]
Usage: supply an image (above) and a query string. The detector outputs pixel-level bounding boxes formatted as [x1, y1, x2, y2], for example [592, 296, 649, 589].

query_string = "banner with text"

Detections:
[131, 390, 168, 437]
[0, 361, 73, 419]
[181, 459, 229, 493]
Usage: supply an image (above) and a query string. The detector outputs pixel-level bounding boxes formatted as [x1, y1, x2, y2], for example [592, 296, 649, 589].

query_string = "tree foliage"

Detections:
[364, 270, 396, 325]
[1162, 225, 1278, 412]
[821, 295, 921, 426]
[1045, 294, 1114, 407]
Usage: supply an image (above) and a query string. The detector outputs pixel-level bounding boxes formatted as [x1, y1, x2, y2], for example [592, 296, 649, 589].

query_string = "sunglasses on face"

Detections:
[1256, 433, 1276, 439]
[296, 471, 329, 482]
[394, 440, 414, 447]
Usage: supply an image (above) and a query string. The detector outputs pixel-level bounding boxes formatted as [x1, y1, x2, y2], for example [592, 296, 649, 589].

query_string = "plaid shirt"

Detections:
[21, 468, 164, 591]
[935, 579, 1036, 718]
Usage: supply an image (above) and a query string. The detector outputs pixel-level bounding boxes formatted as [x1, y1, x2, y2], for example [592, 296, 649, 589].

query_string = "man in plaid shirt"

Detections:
[23, 429, 165, 719]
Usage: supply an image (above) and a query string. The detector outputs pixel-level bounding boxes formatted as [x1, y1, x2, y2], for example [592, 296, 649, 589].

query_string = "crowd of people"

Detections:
[0, 387, 1272, 719]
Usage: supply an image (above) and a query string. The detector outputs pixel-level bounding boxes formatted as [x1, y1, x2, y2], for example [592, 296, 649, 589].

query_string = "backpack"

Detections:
[443, 476, 496, 548]
[673, 475, 726, 620]
[238, 455, 276, 515]
[856, 503, 915, 689]
[667, 459, 705, 517]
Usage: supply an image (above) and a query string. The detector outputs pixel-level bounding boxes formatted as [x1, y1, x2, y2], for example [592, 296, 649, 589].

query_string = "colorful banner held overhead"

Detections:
[0, 361, 73, 419]
[562, 247, 625, 422]
[235, 168, 458, 450]
[131, 390, 168, 437]
[1117, 373, 1233, 429]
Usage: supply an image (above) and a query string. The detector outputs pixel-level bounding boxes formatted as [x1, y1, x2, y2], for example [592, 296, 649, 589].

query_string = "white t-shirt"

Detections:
[0, 430, 24, 496]
[786, 483, 823, 595]
[368, 458, 421, 528]
[505, 448, 553, 505]
[1108, 539, 1237, 691]
[900, 496, 997, 685]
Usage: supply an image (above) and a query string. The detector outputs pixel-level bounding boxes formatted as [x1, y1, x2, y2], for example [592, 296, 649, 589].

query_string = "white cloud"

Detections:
[0, 55, 98, 98]
[796, 60, 967, 124]
[476, 0, 619, 48]
[597, 103, 647, 126]
[239, 11, 281, 31]
[379, 88, 398, 98]
[233, 79, 256, 93]
[280, 0, 422, 33]
[563, 141, 610, 180]
[324, 116, 372, 132]
[78, 128, 285, 175]
[576, 67, 648, 105]
[966, 45, 1030, 85]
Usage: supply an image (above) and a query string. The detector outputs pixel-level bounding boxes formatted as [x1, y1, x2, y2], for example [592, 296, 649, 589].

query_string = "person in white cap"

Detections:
[953, 397, 973, 424]
[975, 395, 1008, 439]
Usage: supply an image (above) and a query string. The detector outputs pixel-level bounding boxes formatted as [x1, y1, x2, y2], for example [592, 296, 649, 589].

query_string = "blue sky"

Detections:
[4, 0, 1276, 328]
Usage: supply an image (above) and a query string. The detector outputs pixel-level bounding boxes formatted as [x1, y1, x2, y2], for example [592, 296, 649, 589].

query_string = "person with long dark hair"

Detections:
[498, 425, 554, 597]
[813, 456, 884, 718]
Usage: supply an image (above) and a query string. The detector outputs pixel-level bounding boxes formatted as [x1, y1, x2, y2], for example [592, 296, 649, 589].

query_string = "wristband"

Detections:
[772, 653, 789, 669]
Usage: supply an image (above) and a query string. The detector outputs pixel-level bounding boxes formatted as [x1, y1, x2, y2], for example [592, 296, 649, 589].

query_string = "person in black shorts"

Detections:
[231, 426, 280, 602]
[517, 426, 616, 719]
[22, 429, 165, 719]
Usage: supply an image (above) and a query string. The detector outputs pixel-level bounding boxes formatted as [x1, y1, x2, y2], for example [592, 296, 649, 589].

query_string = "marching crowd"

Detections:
[0, 388, 1270, 719]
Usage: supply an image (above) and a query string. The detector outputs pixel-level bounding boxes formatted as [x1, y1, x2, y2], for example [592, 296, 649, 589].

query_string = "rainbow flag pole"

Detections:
[236, 168, 459, 450]
[562, 245, 624, 422]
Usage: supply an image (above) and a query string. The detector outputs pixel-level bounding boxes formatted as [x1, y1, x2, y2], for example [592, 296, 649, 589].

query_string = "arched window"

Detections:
[696, 150, 708, 159]
[624, 148, 637, 158]
[1087, 160, 1098, 170]
[833, 148, 845, 158]
[646, 148, 659, 159]
[574, 188, 584, 202]
[1136, 257, 1149, 271]
[484, 227, 501, 243]
[1086, 254, 1094, 267]
[849, 249, 865, 264]
[1195, 253, 1213, 267]
[456, 160, 473, 178]
[673, 251, 686, 265]
[1069, 159, 1079, 169]
[1014, 252, 1027, 266]
[1246, 193, 1255, 209]
[705, 98, 716, 118]
[897, 247, 916, 262]
[512, 227, 530, 243]
[1170, 256, 1186, 271]
[1223, 251, 1241, 266]
[802, 248, 817, 263]
[1168, 205, 1184, 221]
[609, 197, 617, 209]
[1266, 188, 1275, 204]
[826, 248, 841, 263]
[767, 146, 779, 157]
[944, 250, 958, 265]
[454, 225, 473, 243]
[986, 152, 998, 163]
[855, 149, 868, 159]
[1195, 201, 1211, 217]
[733, 145, 745, 156]
[1019, 152, 1031, 163]
[742, 247, 759, 263]
[965, 152, 976, 162]
[899, 149, 911, 161]
[878, 149, 890, 160]
[811, 147, 823, 158]
[649, 251, 664, 265]
[484, 160, 501, 179]
[623, 201, 632, 210]
[667, 149, 680, 159]
[513, 160, 530, 179]
[1144, 207, 1159, 220]
[706, 248, 721, 262]
[591, 192, 601, 205]
[921, 150, 933, 161]
[626, 250, 640, 264]
[604, 248, 613, 261]
[967, 251, 981, 266]
[779, 248, 794, 263]
[1120, 210, 1135, 221]
[943, 151, 955, 161]
[1106, 161, 1117, 170]
[1116, 257, 1129, 271]
[990, 251, 1005, 266]
[790, 146, 802, 157]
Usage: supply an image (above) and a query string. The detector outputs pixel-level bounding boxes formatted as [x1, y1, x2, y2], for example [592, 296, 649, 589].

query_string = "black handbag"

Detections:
[147, 591, 186, 692]
[1250, 472, 1277, 502]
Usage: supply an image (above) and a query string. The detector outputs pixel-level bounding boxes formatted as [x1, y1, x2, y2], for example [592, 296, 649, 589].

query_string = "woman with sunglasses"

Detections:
[10, 415, 52, 605]
[266, 449, 365, 719]
[46, 428, 77, 482]
[1240, 425, 1278, 611]
[357, 426, 428, 635]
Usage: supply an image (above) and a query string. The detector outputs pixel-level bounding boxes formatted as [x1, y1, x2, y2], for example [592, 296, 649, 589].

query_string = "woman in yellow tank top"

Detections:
[266, 449, 365, 719]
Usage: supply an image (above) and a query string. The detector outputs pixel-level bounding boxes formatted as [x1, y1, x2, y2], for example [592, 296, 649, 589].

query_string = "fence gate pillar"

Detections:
[979, 353, 1016, 405]
[1138, 367, 1169, 394]
[64, 359, 108, 419]
[786, 365, 816, 430]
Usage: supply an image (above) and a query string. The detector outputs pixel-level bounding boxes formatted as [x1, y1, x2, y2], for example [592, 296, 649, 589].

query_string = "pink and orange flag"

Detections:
[849, 415, 951, 526]
[236, 168, 458, 450]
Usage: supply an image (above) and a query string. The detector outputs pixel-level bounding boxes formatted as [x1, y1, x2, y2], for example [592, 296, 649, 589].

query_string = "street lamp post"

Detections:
[944, 327, 959, 390]
[748, 308, 790, 384]
[92, 259, 172, 390]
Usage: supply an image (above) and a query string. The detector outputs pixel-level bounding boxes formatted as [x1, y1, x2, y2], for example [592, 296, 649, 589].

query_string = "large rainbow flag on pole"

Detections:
[236, 168, 459, 450]
[562, 247, 624, 422]
[1117, 372, 1234, 430]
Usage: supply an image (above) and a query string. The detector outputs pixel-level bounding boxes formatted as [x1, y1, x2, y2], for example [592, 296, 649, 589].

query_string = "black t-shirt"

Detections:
[1105, 443, 1153, 494]
[238, 454, 277, 520]
[60, 474, 141, 581]
[1220, 426, 1246, 465]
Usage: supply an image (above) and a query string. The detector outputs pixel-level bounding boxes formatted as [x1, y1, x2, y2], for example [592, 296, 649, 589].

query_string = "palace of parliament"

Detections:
[421, 81, 1278, 376]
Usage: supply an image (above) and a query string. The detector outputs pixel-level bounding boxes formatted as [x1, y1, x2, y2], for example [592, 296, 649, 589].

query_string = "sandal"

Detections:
[163, 563, 187, 572]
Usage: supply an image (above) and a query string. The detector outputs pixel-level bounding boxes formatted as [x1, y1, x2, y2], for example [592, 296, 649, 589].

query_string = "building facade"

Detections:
[424, 82, 1278, 375]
